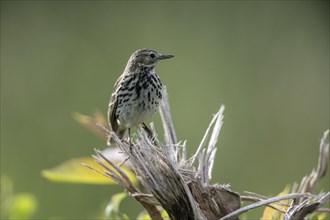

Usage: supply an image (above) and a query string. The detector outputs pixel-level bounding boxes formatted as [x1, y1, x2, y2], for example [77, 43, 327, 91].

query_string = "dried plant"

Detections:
[87, 87, 329, 220]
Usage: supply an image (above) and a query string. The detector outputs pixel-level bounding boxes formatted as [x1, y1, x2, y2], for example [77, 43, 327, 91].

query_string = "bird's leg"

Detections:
[142, 123, 155, 143]
[128, 128, 132, 152]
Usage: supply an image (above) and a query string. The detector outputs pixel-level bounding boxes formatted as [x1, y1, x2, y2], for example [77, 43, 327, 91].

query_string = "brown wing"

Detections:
[107, 74, 124, 133]
[108, 95, 118, 132]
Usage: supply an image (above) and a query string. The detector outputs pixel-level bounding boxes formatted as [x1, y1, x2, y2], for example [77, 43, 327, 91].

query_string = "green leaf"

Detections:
[1, 175, 38, 219]
[41, 156, 137, 185]
[105, 192, 129, 220]
[310, 212, 329, 220]
[137, 209, 169, 220]
[137, 211, 151, 220]
[9, 193, 38, 219]
[261, 185, 291, 220]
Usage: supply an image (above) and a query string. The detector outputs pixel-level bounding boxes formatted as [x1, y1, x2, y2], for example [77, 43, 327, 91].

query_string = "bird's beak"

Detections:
[158, 54, 174, 60]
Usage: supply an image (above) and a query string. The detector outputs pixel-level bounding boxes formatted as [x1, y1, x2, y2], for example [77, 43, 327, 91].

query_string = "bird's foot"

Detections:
[122, 137, 133, 153]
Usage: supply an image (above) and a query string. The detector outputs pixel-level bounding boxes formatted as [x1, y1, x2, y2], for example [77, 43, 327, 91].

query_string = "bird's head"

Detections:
[127, 48, 174, 69]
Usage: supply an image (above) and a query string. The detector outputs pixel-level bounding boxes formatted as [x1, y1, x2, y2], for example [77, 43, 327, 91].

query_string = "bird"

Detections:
[107, 48, 174, 146]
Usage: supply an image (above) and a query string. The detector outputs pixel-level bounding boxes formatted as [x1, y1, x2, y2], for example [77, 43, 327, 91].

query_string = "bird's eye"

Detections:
[149, 53, 155, 58]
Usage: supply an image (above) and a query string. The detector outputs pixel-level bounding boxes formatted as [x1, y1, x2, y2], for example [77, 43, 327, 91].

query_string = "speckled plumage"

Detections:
[107, 49, 173, 145]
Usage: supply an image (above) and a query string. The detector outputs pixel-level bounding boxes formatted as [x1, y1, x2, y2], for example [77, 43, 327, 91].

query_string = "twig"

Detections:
[240, 196, 287, 213]
[159, 86, 177, 146]
[220, 193, 311, 220]
[243, 191, 291, 207]
[296, 129, 329, 196]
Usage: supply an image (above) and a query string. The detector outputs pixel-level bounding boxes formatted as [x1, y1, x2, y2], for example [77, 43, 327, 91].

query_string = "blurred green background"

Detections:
[1, 1, 329, 219]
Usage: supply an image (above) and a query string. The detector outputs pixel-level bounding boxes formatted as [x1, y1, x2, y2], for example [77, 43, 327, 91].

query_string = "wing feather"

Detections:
[107, 75, 123, 133]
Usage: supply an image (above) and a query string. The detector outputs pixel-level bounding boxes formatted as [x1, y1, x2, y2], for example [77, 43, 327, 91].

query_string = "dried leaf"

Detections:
[72, 111, 108, 140]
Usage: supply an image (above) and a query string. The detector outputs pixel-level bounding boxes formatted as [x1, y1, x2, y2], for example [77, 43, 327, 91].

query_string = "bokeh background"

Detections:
[1, 1, 329, 219]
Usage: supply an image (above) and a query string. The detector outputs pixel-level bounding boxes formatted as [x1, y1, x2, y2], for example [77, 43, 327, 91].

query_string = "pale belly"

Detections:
[117, 86, 162, 129]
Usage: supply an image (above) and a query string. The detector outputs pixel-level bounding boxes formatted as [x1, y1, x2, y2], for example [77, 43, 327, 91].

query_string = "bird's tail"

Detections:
[107, 129, 128, 146]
